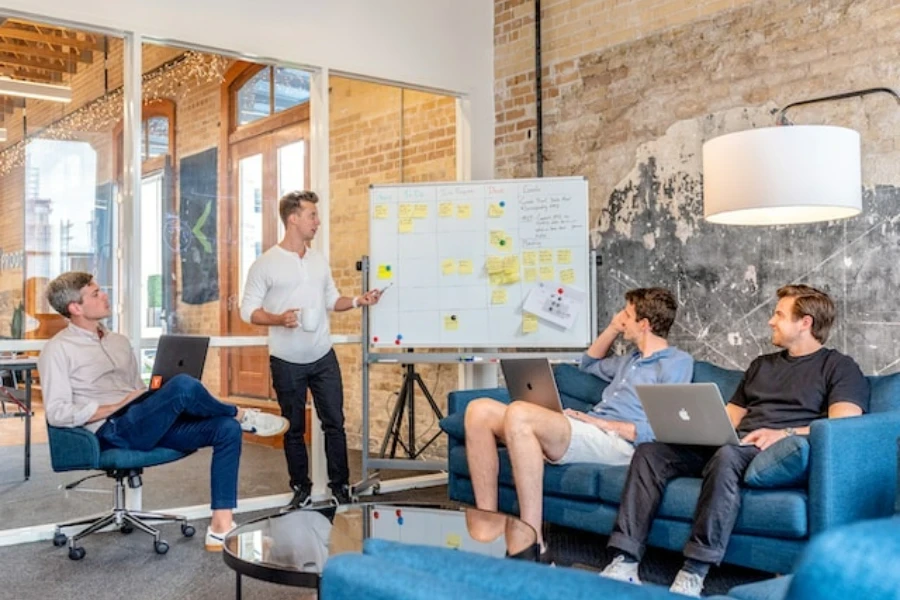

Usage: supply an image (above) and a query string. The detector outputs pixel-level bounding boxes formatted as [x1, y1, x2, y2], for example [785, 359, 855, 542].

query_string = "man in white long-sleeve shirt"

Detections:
[240, 190, 381, 508]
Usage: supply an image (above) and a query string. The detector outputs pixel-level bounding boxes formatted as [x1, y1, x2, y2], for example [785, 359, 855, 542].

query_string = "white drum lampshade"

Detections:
[702, 125, 862, 225]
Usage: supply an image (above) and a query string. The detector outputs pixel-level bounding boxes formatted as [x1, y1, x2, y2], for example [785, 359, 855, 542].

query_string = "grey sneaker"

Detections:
[240, 409, 289, 437]
[669, 570, 704, 597]
[600, 555, 642, 584]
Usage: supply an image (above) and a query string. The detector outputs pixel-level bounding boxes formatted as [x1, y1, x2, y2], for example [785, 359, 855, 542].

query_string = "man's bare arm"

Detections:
[564, 409, 637, 441]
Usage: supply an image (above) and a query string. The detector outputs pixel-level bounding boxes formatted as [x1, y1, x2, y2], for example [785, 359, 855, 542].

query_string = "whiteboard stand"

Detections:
[378, 354, 445, 459]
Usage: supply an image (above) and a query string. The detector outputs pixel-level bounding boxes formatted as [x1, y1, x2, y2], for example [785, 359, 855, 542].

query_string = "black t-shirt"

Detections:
[730, 348, 869, 436]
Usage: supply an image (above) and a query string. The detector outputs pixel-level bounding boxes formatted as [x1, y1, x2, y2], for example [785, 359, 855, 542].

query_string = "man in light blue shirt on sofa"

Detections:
[464, 287, 693, 559]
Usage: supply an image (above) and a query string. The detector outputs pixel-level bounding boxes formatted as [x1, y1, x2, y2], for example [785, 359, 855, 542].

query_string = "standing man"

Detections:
[464, 288, 693, 558]
[39, 272, 288, 551]
[241, 190, 381, 507]
[601, 284, 869, 597]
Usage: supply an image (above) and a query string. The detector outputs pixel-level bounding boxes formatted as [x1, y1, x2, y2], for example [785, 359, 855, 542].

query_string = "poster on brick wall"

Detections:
[179, 148, 219, 305]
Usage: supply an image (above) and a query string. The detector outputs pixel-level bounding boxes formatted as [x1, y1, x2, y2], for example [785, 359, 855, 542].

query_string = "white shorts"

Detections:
[548, 416, 635, 466]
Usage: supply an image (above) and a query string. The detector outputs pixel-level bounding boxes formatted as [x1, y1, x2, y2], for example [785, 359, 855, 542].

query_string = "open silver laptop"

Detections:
[500, 358, 563, 413]
[635, 383, 745, 446]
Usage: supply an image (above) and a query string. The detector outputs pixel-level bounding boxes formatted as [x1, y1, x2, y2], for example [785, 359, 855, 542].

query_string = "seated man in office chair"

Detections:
[38, 271, 289, 551]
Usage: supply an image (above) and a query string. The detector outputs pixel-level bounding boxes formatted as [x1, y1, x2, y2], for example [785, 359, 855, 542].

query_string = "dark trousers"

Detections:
[270, 349, 348, 490]
[608, 441, 760, 565]
[96, 374, 242, 510]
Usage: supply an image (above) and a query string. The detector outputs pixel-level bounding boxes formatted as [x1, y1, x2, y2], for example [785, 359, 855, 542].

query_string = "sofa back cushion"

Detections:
[692, 361, 744, 402]
[553, 363, 605, 412]
[867, 372, 900, 414]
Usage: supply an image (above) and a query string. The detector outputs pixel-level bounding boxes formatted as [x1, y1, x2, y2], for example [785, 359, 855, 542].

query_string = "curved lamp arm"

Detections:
[777, 87, 900, 125]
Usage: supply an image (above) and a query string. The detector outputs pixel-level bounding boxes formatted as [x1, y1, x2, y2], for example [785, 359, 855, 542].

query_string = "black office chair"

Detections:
[48, 424, 196, 560]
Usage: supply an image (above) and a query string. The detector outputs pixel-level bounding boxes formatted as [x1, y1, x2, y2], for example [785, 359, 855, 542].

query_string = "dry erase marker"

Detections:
[379, 282, 395, 294]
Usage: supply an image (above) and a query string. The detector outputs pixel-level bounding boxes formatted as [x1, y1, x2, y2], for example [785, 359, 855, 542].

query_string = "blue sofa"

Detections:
[440, 361, 900, 573]
[319, 515, 900, 600]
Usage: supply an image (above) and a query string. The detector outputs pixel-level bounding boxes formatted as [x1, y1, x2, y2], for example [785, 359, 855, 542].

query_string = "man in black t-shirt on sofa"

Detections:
[600, 284, 869, 597]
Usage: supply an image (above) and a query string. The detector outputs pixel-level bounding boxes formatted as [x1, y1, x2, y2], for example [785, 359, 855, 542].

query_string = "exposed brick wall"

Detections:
[329, 77, 457, 456]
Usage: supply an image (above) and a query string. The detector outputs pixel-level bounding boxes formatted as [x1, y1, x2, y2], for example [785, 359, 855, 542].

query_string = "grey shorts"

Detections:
[548, 415, 635, 466]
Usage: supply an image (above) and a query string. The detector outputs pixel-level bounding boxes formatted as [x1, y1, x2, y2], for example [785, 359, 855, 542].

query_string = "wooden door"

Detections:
[227, 123, 309, 398]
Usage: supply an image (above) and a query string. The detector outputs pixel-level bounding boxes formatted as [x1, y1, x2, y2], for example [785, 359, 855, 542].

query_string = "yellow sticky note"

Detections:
[502, 271, 520, 285]
[441, 259, 456, 276]
[523, 251, 537, 266]
[488, 203, 504, 217]
[489, 272, 505, 286]
[458, 259, 473, 275]
[399, 203, 414, 218]
[522, 313, 539, 333]
[446, 533, 462, 549]
[457, 203, 472, 219]
[489, 230, 504, 247]
[377, 265, 393, 280]
[398, 218, 414, 233]
[438, 202, 453, 218]
[539, 249, 554, 264]
[560, 268, 576, 284]
[499, 236, 513, 252]
[524, 267, 537, 282]
[539, 266, 555, 281]
[503, 255, 520, 271]
[413, 203, 429, 219]
[374, 204, 389, 219]
[444, 315, 459, 331]
[491, 289, 508, 305]
[486, 256, 503, 274]
[557, 249, 572, 264]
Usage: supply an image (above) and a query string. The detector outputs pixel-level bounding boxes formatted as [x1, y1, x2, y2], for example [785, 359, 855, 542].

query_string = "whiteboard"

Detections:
[368, 177, 592, 348]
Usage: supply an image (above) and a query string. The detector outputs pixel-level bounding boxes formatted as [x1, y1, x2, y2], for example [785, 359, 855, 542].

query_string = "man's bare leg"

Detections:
[465, 398, 510, 512]
[503, 402, 572, 546]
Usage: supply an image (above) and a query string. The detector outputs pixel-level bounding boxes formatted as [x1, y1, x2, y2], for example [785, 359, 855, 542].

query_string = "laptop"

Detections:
[113, 335, 210, 416]
[500, 358, 563, 413]
[635, 383, 745, 446]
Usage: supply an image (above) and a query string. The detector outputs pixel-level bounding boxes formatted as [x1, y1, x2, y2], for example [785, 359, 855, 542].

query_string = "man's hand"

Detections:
[607, 309, 627, 335]
[740, 428, 788, 451]
[279, 308, 300, 328]
[564, 408, 609, 431]
[357, 289, 382, 306]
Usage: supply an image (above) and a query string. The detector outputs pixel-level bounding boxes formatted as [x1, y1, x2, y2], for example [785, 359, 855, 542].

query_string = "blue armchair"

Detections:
[48, 424, 196, 560]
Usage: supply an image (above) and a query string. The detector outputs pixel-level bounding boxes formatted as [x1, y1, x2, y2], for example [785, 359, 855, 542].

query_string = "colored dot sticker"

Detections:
[397, 334, 403, 340]
[395, 340, 401, 345]
[499, 239, 506, 246]
[451, 315, 456, 321]
[373, 336, 379, 343]
[396, 509, 402, 517]
[398, 517, 404, 525]
[386, 265, 391, 272]
[373, 511, 380, 519]
[499, 201, 506, 207]
[558, 288, 564, 294]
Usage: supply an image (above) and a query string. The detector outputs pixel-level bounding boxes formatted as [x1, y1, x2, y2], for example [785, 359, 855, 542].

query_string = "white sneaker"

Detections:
[600, 555, 642, 584]
[240, 409, 289, 437]
[669, 570, 704, 597]
[205, 521, 237, 552]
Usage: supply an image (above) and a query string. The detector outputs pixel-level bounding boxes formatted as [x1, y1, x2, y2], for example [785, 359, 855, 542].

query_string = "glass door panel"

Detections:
[238, 153, 264, 300]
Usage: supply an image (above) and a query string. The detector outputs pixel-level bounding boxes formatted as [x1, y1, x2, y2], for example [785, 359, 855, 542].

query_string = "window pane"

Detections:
[273, 67, 310, 113]
[146, 117, 169, 158]
[238, 154, 264, 299]
[141, 173, 164, 338]
[276, 141, 306, 240]
[237, 68, 272, 125]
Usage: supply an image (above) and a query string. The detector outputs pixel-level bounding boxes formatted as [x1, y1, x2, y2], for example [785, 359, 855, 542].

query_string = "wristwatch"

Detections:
[784, 427, 797, 437]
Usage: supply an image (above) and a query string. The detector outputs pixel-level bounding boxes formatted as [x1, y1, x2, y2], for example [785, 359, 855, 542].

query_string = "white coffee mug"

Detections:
[301, 307, 321, 332]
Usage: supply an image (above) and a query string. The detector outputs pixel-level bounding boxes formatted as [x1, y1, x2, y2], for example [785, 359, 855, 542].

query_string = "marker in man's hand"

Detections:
[379, 282, 394, 294]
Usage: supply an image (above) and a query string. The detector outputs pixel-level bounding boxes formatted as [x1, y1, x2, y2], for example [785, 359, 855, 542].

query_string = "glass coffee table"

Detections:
[222, 501, 537, 598]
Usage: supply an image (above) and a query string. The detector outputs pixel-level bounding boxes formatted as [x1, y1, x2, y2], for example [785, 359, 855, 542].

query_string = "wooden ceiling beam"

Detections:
[0, 68, 56, 83]
[0, 53, 71, 73]
[0, 62, 66, 82]
[0, 41, 89, 64]
[0, 26, 104, 52]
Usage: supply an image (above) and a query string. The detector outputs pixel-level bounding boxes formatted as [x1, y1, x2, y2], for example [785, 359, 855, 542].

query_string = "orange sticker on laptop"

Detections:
[150, 375, 163, 390]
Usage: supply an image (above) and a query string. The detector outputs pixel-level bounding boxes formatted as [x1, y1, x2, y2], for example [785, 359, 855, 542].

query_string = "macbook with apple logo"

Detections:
[500, 358, 564, 413]
[635, 383, 745, 446]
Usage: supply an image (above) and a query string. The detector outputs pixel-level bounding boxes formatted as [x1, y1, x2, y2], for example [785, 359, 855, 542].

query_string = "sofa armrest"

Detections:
[448, 387, 511, 415]
[807, 411, 900, 533]
[47, 424, 101, 472]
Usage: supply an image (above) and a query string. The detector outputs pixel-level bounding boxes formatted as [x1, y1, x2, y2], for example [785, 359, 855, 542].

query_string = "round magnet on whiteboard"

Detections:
[499, 201, 506, 207]
[398, 517, 404, 526]
[395, 340, 401, 345]
[374, 511, 380, 519]
[397, 334, 403, 340]
[499, 239, 506, 246]
[396, 509, 402, 517]
[451, 315, 457, 321]
[558, 288, 564, 294]
[386, 265, 392, 271]
[373, 336, 379, 343]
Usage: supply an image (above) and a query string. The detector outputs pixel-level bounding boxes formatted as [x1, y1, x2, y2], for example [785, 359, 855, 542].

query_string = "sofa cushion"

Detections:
[553, 363, 606, 411]
[727, 576, 793, 600]
[744, 435, 810, 488]
[867, 372, 900, 413]
[440, 411, 466, 442]
[692, 362, 744, 402]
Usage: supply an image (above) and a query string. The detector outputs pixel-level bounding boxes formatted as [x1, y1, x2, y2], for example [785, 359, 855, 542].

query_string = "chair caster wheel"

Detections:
[68, 546, 86, 560]
[154, 540, 169, 555]
[181, 523, 195, 538]
[120, 524, 134, 534]
[53, 533, 67, 547]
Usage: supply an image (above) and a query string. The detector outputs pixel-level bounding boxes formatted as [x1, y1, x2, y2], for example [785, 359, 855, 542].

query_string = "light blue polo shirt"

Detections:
[579, 347, 694, 445]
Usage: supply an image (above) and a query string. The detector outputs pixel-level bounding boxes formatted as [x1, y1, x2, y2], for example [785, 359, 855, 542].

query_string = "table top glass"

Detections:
[222, 501, 537, 588]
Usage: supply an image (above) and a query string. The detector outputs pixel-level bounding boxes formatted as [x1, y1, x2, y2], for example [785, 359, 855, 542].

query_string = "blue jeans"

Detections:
[270, 349, 348, 490]
[96, 374, 242, 510]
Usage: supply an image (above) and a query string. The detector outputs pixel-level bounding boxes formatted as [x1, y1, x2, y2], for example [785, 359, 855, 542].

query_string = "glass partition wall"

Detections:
[0, 12, 462, 535]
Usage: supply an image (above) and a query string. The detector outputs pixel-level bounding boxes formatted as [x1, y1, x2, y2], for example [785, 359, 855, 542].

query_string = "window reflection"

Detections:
[237, 68, 271, 125]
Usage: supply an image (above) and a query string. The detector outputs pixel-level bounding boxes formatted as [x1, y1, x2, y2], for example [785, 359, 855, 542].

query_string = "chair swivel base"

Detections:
[53, 476, 195, 560]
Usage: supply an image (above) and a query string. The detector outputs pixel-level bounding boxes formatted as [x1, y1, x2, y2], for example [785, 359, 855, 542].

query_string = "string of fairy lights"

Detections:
[0, 50, 230, 176]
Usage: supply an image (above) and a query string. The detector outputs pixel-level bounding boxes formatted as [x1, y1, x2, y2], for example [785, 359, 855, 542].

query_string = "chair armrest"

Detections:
[807, 411, 900, 533]
[47, 424, 101, 472]
[447, 387, 511, 415]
